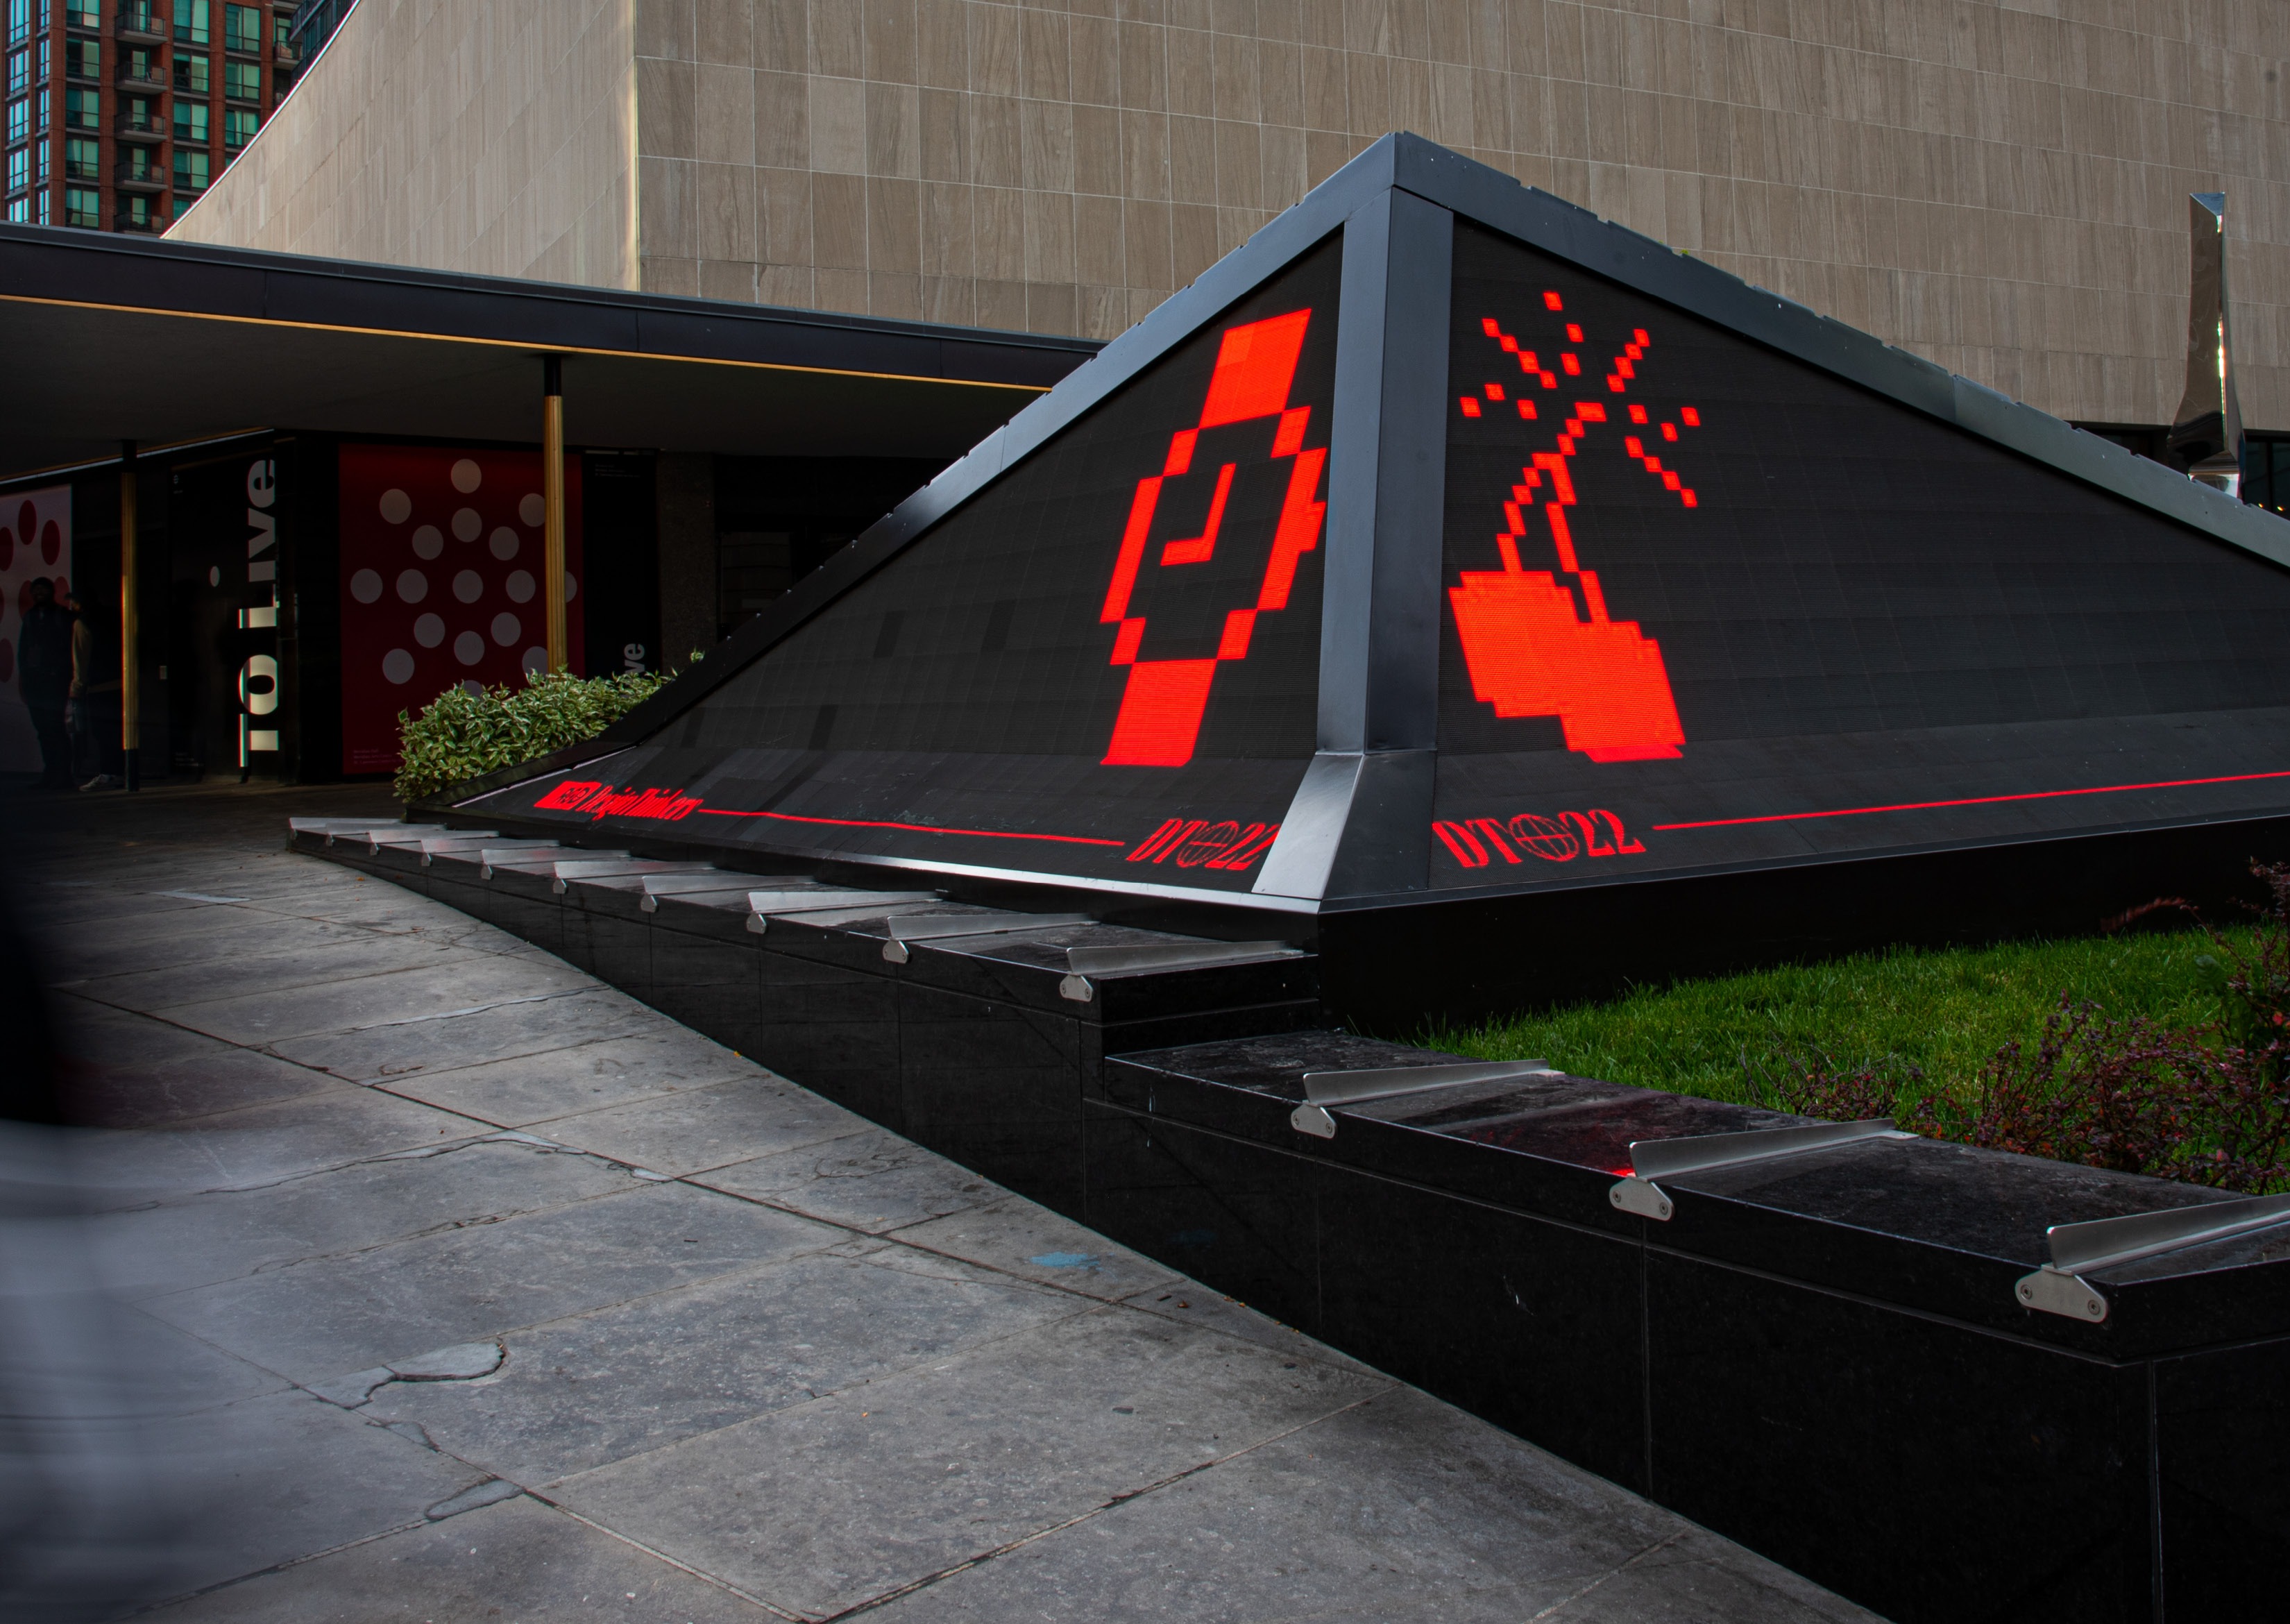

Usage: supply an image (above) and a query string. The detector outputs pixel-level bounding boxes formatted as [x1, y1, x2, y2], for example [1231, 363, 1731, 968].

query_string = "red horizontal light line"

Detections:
[695, 808, 1126, 847]
[1652, 769, 2290, 831]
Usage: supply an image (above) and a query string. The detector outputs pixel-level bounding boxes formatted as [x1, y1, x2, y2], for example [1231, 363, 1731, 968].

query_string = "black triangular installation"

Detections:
[459, 134, 2290, 1006]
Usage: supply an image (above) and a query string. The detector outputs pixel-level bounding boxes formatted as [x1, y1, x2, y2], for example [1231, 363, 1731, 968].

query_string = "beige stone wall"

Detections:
[631, 0, 2290, 430]
[169, 0, 638, 291]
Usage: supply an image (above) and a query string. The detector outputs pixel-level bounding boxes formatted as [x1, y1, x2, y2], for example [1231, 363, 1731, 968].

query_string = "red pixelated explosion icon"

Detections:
[1098, 310, 1328, 766]
[1449, 297, 1698, 762]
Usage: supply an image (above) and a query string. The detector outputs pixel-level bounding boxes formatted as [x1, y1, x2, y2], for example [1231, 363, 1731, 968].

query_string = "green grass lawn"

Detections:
[1432, 925, 2254, 1109]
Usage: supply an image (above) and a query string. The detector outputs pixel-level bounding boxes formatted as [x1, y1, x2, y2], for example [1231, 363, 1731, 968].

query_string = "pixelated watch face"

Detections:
[1434, 219, 2290, 890]
[1097, 308, 1329, 767]
[464, 236, 1343, 893]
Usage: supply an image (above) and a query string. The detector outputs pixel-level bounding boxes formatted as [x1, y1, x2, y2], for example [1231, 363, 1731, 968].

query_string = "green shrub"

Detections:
[393, 668, 672, 802]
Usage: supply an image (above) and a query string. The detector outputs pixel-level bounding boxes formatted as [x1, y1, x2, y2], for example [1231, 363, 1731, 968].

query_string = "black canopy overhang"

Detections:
[0, 223, 1099, 480]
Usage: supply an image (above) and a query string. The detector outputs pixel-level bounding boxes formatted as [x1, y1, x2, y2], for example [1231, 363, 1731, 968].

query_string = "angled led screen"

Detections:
[466, 236, 1341, 890]
[1434, 219, 2290, 890]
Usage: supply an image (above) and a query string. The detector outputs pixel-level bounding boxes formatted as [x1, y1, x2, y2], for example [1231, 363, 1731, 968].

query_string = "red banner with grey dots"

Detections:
[338, 444, 584, 775]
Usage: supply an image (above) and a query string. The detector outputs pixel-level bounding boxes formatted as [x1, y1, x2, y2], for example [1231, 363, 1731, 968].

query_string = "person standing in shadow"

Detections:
[15, 580, 73, 793]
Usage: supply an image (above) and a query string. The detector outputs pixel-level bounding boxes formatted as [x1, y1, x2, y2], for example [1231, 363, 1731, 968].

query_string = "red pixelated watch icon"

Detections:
[1097, 309, 1328, 766]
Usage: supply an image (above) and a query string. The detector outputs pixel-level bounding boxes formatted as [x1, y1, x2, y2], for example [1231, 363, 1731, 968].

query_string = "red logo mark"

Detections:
[1126, 817, 1283, 871]
[534, 781, 703, 821]
[1449, 297, 1699, 763]
[1432, 809, 1646, 869]
[1099, 310, 1329, 768]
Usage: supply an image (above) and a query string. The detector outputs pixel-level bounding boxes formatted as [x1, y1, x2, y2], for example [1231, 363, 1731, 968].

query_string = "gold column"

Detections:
[119, 439, 139, 790]
[543, 356, 567, 673]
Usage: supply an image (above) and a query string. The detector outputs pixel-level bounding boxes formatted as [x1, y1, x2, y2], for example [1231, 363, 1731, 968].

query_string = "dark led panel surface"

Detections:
[468, 238, 1343, 893]
[1434, 220, 2290, 890]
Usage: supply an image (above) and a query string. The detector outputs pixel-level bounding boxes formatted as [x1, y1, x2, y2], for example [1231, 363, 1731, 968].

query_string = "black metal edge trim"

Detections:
[1312, 805, 2290, 915]
[1382, 135, 2290, 569]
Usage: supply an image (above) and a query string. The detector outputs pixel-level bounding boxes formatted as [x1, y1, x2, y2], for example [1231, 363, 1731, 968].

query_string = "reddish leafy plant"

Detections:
[1747, 862, 2290, 1194]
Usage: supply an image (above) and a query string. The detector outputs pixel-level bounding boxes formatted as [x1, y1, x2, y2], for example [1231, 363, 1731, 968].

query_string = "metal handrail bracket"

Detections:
[1609, 1119, 1912, 1221]
[743, 890, 940, 935]
[1287, 1059, 1555, 1138]
[881, 913, 1093, 963]
[1058, 940, 1300, 1002]
[2015, 1192, 2290, 1323]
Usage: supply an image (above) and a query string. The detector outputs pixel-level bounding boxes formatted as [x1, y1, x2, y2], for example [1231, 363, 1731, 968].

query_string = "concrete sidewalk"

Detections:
[9, 782, 1877, 1622]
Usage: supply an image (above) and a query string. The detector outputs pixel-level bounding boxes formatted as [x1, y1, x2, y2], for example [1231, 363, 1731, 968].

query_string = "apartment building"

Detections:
[4, 0, 298, 233]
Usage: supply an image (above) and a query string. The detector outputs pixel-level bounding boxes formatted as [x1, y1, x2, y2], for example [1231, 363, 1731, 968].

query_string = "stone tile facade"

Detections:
[170, 0, 2290, 430]
[168, 0, 638, 290]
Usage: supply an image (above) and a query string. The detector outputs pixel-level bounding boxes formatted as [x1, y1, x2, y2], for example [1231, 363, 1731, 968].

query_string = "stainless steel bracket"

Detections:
[881, 913, 1093, 963]
[743, 889, 940, 935]
[2015, 1192, 2290, 1323]
[1609, 1119, 1912, 1221]
[1058, 940, 1300, 1002]
[1287, 1059, 1555, 1138]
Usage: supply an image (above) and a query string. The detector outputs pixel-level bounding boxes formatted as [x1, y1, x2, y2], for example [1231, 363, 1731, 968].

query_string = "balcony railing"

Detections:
[115, 112, 167, 140]
[114, 210, 167, 233]
[116, 166, 169, 191]
[119, 62, 168, 92]
[117, 4, 167, 40]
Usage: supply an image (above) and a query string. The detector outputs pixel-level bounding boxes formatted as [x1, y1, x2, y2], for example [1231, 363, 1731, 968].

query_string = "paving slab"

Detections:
[891, 1193, 1188, 1303]
[144, 1178, 849, 1384]
[371, 1242, 1085, 1485]
[693, 1126, 1010, 1234]
[59, 929, 476, 1013]
[272, 987, 672, 1083]
[375, 1026, 772, 1126]
[37, 907, 382, 980]
[859, 1383, 1880, 1623]
[69, 1079, 489, 1200]
[140, 1492, 768, 1623]
[536, 1074, 872, 1177]
[549, 1305, 1390, 1619]
[133, 1387, 492, 1606]
[153, 953, 602, 1046]
[53, 1004, 340, 1127]
[92, 1135, 632, 1298]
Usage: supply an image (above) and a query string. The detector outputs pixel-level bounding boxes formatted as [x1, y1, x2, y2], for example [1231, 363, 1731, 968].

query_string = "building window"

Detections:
[221, 57, 256, 99]
[173, 50, 205, 92]
[121, 44, 160, 83]
[171, 0, 205, 44]
[63, 85, 97, 128]
[63, 0, 95, 25]
[4, 0, 26, 46]
[121, 140, 160, 180]
[221, 1, 255, 52]
[4, 94, 22, 142]
[6, 46, 25, 94]
[6, 143, 24, 193]
[120, 191, 161, 228]
[62, 35, 97, 78]
[119, 91, 156, 130]
[171, 142, 204, 189]
[4, 194, 23, 221]
[119, 0, 158, 33]
[64, 183, 96, 226]
[222, 103, 255, 146]
[33, 183, 45, 221]
[31, 132, 42, 180]
[63, 132, 94, 177]
[2244, 437, 2290, 518]
[171, 96, 204, 142]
